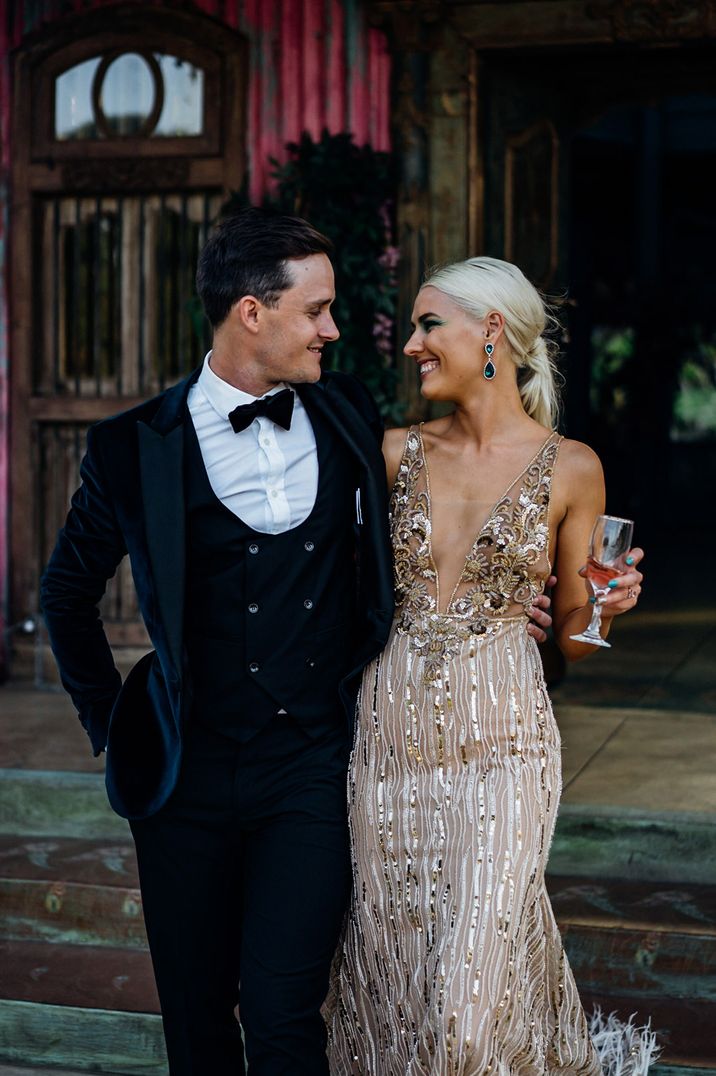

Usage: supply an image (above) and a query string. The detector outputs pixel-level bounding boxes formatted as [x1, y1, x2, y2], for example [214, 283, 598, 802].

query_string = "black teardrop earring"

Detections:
[483, 341, 496, 380]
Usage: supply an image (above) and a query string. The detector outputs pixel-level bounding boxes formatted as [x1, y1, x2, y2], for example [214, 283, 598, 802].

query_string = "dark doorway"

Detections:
[568, 94, 716, 541]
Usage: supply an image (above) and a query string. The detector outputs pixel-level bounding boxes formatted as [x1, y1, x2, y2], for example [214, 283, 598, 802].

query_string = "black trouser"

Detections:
[130, 715, 351, 1076]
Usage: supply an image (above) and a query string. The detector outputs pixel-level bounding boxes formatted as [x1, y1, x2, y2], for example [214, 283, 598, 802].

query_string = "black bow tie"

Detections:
[228, 388, 294, 433]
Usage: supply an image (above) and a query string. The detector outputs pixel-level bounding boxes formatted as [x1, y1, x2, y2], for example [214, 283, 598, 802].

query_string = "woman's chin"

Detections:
[419, 377, 450, 401]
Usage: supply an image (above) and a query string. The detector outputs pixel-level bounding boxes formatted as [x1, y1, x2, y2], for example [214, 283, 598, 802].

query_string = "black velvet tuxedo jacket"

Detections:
[41, 368, 395, 820]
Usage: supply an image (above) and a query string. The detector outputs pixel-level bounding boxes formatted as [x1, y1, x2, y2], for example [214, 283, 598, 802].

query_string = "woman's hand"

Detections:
[581, 547, 644, 618]
[526, 575, 557, 643]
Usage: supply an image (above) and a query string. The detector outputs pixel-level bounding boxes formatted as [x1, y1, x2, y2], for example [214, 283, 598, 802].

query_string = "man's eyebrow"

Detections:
[305, 296, 334, 308]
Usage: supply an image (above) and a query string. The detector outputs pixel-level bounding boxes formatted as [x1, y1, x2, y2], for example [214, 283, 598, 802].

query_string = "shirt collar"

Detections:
[197, 351, 291, 423]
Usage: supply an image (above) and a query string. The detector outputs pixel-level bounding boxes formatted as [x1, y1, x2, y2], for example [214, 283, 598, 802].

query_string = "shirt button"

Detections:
[248, 603, 259, 614]
[249, 662, 260, 673]
[304, 599, 313, 610]
[248, 543, 259, 554]
[270, 489, 278, 498]
[262, 437, 271, 447]
[304, 541, 315, 552]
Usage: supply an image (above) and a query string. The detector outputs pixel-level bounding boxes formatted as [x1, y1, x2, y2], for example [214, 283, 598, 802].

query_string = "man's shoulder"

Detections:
[320, 369, 376, 412]
[91, 371, 198, 442]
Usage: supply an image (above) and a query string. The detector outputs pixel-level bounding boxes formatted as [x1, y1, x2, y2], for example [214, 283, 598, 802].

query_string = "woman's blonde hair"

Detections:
[423, 257, 561, 429]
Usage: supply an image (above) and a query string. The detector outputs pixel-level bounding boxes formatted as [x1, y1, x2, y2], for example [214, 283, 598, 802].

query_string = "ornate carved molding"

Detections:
[587, 0, 716, 41]
[62, 158, 190, 191]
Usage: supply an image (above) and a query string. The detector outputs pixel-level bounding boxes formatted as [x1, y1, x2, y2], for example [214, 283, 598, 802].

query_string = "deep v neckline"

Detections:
[418, 425, 556, 613]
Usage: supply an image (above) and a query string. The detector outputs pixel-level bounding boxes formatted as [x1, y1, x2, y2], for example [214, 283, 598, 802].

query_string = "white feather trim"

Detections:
[589, 1006, 662, 1075]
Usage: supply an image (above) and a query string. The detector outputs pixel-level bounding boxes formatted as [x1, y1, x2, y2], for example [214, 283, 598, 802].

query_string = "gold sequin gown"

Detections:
[327, 426, 600, 1075]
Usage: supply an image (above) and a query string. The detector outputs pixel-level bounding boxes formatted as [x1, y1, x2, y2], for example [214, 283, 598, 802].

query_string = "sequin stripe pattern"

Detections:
[327, 620, 600, 1075]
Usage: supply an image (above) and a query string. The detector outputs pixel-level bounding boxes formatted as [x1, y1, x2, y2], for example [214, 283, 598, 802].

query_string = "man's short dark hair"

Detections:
[196, 206, 334, 328]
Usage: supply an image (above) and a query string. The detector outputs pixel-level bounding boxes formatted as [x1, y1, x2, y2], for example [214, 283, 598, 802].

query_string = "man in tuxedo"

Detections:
[41, 208, 552, 1074]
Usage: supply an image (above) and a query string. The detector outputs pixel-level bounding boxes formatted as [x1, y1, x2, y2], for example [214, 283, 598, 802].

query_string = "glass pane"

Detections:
[153, 54, 204, 137]
[55, 57, 102, 140]
[101, 52, 156, 136]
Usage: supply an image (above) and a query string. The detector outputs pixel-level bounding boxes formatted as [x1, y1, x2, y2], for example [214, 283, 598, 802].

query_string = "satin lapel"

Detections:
[137, 374, 197, 675]
[297, 380, 394, 626]
[297, 381, 383, 476]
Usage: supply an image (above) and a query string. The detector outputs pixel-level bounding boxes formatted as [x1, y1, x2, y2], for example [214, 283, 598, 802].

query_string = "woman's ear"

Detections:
[485, 310, 505, 342]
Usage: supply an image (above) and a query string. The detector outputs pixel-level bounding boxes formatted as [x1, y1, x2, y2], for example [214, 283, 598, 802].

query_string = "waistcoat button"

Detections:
[248, 603, 259, 614]
[303, 599, 313, 609]
[304, 540, 315, 551]
[306, 658, 316, 669]
[249, 662, 259, 673]
[248, 543, 259, 554]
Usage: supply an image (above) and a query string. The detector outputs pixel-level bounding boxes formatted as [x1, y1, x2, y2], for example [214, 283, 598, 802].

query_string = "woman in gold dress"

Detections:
[327, 258, 646, 1074]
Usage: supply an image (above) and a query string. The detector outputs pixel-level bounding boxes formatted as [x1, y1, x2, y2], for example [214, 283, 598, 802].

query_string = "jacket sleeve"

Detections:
[40, 425, 126, 755]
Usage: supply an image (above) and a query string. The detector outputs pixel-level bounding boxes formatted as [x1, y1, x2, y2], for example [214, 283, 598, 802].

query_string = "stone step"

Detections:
[0, 1000, 166, 1075]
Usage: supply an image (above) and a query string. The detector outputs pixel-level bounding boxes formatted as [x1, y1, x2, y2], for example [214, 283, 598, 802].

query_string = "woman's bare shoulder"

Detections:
[557, 437, 603, 480]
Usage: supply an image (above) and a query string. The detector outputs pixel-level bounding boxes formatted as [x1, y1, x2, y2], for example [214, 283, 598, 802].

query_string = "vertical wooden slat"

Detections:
[138, 195, 146, 394]
[39, 201, 55, 396]
[73, 197, 81, 396]
[325, 0, 345, 135]
[114, 195, 122, 395]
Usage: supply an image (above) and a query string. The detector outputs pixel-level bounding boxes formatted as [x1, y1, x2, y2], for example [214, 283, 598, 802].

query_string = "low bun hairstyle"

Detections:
[422, 257, 561, 429]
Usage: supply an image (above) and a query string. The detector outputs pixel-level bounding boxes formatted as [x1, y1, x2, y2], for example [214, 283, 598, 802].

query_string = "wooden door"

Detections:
[10, 7, 245, 657]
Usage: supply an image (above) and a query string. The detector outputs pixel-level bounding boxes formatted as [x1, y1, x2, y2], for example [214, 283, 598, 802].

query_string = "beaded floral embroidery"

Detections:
[390, 426, 560, 682]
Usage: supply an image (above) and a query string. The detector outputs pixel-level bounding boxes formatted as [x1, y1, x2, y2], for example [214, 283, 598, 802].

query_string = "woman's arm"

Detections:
[382, 427, 409, 490]
[551, 440, 644, 661]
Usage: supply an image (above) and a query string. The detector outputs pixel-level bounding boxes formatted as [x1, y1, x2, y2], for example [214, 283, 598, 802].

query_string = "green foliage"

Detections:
[223, 131, 401, 420]
[589, 326, 635, 422]
[672, 334, 716, 441]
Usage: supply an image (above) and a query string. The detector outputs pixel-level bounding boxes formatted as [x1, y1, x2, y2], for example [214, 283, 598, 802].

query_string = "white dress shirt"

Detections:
[187, 352, 318, 534]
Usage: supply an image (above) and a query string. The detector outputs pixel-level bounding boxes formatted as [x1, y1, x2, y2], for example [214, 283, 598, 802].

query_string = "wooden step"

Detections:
[0, 836, 146, 948]
[0, 771, 125, 841]
[0, 878, 148, 949]
[0, 836, 138, 887]
[0, 1000, 166, 1075]
[548, 874, 716, 1064]
[0, 940, 159, 1013]
[548, 804, 716, 885]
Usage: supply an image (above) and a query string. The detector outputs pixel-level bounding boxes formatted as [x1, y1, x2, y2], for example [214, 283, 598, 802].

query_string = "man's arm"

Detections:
[40, 425, 127, 755]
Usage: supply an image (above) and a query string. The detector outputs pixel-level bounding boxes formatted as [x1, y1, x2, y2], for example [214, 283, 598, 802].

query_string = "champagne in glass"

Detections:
[570, 514, 634, 648]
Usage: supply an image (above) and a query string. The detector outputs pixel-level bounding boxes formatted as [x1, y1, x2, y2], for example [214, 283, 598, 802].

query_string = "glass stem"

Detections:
[586, 592, 607, 638]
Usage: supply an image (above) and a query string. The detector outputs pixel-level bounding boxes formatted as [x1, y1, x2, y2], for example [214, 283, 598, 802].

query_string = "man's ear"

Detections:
[232, 295, 261, 334]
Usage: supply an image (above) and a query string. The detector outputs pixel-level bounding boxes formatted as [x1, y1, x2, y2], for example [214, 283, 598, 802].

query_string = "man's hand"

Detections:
[526, 574, 556, 643]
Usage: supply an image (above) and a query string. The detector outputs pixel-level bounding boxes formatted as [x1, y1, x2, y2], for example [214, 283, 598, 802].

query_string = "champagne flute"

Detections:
[569, 514, 634, 648]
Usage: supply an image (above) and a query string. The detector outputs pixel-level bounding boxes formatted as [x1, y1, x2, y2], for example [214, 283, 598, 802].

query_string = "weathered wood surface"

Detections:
[0, 941, 158, 1013]
[0, 772, 126, 841]
[548, 804, 716, 885]
[0, 1000, 166, 1074]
